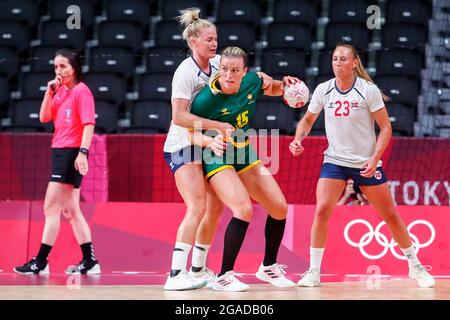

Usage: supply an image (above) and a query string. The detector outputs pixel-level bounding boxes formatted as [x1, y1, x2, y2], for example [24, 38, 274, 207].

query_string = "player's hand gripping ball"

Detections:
[282, 80, 309, 108]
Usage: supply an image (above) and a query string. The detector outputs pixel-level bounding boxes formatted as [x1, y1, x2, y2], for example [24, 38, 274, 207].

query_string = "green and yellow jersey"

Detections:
[190, 72, 263, 132]
[190, 72, 264, 179]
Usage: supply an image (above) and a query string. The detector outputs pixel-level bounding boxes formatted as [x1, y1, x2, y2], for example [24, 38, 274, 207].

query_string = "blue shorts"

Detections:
[319, 162, 388, 186]
[163, 145, 202, 174]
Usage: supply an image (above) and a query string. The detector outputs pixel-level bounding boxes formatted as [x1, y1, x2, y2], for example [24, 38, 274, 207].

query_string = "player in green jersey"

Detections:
[189, 46, 301, 291]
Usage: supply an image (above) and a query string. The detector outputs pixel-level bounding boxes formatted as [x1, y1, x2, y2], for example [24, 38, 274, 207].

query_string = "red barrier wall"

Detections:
[0, 133, 108, 202]
[1, 133, 449, 205]
[1, 202, 448, 277]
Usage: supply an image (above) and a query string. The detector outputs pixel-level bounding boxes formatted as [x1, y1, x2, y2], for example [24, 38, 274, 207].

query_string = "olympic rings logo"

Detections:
[344, 219, 435, 260]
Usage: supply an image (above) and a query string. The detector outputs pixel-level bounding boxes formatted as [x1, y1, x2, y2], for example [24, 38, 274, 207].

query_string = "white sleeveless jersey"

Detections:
[308, 77, 385, 168]
[163, 55, 220, 153]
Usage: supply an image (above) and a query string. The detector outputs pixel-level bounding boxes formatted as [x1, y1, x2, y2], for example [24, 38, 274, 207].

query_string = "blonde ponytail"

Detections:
[176, 8, 216, 46]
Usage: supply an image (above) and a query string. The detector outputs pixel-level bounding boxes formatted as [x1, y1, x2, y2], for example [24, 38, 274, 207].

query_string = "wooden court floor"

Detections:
[0, 273, 448, 300]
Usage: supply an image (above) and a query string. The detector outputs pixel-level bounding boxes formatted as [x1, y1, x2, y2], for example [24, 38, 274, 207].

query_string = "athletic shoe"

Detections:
[65, 260, 101, 275]
[14, 257, 49, 275]
[164, 270, 207, 291]
[255, 263, 296, 288]
[297, 268, 320, 287]
[409, 264, 435, 288]
[212, 271, 249, 292]
[189, 266, 216, 288]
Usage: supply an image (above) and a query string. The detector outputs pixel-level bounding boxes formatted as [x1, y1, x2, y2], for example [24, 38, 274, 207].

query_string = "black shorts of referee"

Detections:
[50, 148, 84, 188]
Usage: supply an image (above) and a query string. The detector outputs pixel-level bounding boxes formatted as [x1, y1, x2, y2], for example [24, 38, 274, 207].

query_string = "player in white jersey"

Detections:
[162, 8, 228, 291]
[164, 56, 220, 153]
[163, 8, 273, 290]
[289, 43, 435, 288]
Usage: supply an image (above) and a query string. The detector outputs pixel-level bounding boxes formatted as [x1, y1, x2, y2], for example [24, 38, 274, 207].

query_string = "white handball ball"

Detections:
[282, 80, 309, 108]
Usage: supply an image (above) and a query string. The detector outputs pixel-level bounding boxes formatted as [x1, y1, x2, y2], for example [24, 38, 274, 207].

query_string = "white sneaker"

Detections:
[255, 263, 296, 288]
[164, 270, 207, 291]
[297, 268, 320, 287]
[409, 264, 435, 288]
[189, 266, 216, 288]
[212, 271, 249, 292]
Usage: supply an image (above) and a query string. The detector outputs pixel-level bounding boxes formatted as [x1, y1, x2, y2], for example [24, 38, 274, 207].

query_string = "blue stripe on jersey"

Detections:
[354, 87, 366, 100]
[324, 87, 334, 96]
[190, 56, 214, 77]
[334, 77, 357, 95]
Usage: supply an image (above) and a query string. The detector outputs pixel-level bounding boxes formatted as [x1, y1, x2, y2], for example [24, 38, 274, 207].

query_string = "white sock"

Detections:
[310, 247, 325, 271]
[400, 245, 420, 268]
[171, 242, 192, 271]
[191, 241, 210, 270]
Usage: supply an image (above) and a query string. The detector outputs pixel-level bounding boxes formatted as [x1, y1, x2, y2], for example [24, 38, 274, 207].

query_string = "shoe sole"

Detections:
[13, 268, 49, 275]
[409, 276, 435, 288]
[255, 271, 296, 288]
[164, 279, 207, 291]
[297, 282, 320, 287]
[164, 286, 203, 291]
[64, 264, 101, 275]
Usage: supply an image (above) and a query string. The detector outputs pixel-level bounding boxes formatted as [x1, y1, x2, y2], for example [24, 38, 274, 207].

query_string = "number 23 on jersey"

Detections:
[334, 100, 351, 117]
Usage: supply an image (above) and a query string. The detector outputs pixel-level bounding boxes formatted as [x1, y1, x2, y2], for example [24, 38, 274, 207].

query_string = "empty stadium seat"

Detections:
[440, 101, 450, 115]
[94, 100, 119, 133]
[0, 76, 9, 106]
[376, 48, 423, 78]
[329, 0, 371, 24]
[386, 0, 431, 28]
[382, 24, 428, 49]
[429, 20, 450, 38]
[216, 22, 256, 54]
[0, 46, 20, 78]
[98, 21, 143, 53]
[154, 21, 186, 49]
[0, 0, 39, 27]
[376, 76, 420, 107]
[138, 73, 172, 101]
[251, 101, 297, 135]
[261, 49, 307, 78]
[266, 22, 312, 51]
[9, 99, 46, 131]
[41, 20, 86, 50]
[84, 73, 126, 106]
[386, 103, 415, 136]
[217, 0, 262, 26]
[105, 0, 150, 25]
[128, 100, 172, 133]
[29, 46, 59, 73]
[89, 47, 135, 78]
[20, 72, 54, 99]
[273, 0, 317, 28]
[418, 91, 440, 115]
[0, 21, 30, 52]
[145, 47, 188, 74]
